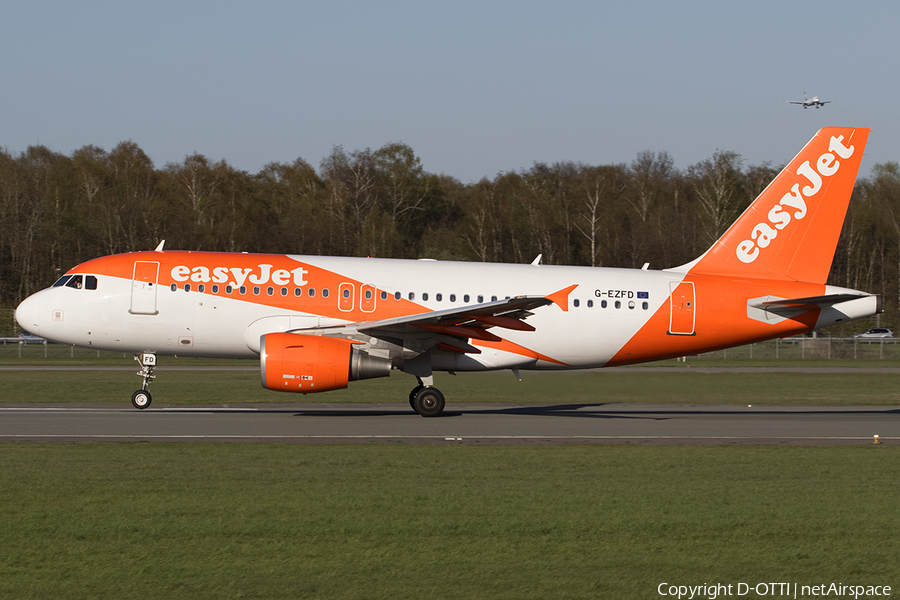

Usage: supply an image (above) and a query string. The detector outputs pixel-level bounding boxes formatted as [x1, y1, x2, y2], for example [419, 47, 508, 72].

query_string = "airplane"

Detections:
[15, 127, 878, 417]
[786, 93, 831, 109]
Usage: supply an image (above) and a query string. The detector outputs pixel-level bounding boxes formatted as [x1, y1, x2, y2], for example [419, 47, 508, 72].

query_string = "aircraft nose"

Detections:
[15, 294, 42, 336]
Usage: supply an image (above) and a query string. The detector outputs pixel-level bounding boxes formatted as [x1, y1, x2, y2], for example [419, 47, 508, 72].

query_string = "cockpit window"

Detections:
[61, 274, 98, 290]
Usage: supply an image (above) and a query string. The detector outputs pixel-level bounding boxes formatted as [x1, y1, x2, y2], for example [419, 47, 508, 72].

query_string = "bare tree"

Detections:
[689, 150, 744, 246]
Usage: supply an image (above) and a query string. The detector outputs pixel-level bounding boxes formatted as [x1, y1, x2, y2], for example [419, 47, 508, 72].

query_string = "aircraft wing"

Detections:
[292, 295, 556, 354]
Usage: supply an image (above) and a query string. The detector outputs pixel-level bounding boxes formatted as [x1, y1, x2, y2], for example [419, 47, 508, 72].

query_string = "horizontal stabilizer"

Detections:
[747, 292, 881, 326]
[751, 293, 872, 310]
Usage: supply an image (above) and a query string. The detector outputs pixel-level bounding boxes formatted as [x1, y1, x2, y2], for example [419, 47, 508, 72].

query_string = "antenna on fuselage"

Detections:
[154, 240, 165, 252]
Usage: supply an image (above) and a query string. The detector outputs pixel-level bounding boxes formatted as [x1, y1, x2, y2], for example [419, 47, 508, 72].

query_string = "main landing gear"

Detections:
[408, 380, 445, 418]
[132, 353, 156, 410]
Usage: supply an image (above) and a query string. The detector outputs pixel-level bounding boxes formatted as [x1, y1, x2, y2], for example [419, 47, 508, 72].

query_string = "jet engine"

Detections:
[259, 332, 391, 393]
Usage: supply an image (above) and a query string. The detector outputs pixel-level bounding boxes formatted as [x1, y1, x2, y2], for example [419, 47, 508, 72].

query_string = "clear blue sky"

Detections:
[3, 0, 897, 182]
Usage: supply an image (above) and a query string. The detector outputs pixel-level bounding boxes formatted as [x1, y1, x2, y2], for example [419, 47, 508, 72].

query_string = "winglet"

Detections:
[546, 284, 578, 312]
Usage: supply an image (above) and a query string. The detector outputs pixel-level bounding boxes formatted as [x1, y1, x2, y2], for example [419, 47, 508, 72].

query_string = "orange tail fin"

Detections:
[682, 127, 869, 283]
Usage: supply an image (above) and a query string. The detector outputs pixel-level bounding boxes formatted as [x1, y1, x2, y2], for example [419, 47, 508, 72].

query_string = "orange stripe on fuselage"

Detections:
[608, 273, 824, 366]
[473, 338, 569, 366]
[70, 251, 430, 323]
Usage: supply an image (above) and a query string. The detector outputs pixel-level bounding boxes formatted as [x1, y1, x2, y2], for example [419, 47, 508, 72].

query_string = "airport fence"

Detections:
[2, 336, 900, 361]
[688, 337, 900, 360]
[0, 338, 132, 360]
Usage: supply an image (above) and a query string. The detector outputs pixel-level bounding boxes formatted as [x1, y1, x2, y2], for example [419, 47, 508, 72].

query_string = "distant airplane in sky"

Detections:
[15, 128, 876, 417]
[786, 93, 831, 109]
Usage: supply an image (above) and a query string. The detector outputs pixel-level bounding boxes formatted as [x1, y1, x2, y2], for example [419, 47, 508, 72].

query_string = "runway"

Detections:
[1, 403, 899, 445]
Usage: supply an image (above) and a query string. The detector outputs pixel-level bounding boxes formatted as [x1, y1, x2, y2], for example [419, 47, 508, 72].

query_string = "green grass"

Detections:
[1, 443, 898, 599]
[3, 367, 900, 406]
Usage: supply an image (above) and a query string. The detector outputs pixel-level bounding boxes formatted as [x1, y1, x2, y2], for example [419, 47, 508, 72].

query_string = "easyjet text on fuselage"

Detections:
[170, 263, 309, 288]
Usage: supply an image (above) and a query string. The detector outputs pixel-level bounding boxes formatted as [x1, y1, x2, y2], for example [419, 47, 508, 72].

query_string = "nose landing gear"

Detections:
[132, 353, 157, 410]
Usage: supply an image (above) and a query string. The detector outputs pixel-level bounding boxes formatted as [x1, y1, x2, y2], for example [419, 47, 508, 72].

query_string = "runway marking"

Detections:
[1, 434, 896, 441]
[0, 407, 260, 412]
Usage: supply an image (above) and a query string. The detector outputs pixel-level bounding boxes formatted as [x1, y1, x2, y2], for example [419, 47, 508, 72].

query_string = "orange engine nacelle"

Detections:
[260, 333, 390, 393]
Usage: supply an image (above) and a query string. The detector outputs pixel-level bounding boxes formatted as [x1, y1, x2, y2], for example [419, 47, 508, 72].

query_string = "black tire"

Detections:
[408, 385, 424, 412]
[131, 390, 152, 410]
[413, 387, 445, 418]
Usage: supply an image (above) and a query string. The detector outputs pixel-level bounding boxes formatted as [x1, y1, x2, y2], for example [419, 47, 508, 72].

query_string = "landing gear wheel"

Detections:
[408, 385, 424, 412]
[131, 390, 152, 410]
[413, 387, 445, 418]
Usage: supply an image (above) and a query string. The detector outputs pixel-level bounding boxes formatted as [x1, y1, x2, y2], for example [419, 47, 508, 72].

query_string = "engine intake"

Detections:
[260, 332, 390, 393]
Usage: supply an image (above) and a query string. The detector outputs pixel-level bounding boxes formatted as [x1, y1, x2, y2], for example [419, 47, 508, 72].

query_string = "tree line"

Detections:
[2, 140, 899, 334]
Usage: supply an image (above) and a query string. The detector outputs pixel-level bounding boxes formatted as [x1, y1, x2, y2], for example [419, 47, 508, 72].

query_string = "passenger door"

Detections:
[668, 281, 695, 335]
[131, 261, 160, 315]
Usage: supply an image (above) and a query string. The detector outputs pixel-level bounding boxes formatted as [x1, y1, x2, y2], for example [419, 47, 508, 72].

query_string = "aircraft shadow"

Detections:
[152, 404, 900, 420]
[285, 404, 900, 420]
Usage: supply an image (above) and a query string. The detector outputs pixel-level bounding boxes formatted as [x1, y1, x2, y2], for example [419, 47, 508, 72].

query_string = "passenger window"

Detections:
[322, 289, 329, 298]
[294, 288, 301, 297]
[343, 288, 351, 299]
[628, 300, 635, 310]
[239, 286, 247, 295]
[381, 291, 387, 300]
[85, 276, 97, 290]
[198, 284, 205, 293]
[642, 301, 649, 310]
[464, 294, 469, 303]
[450, 294, 456, 302]
[478, 295, 483, 303]
[615, 300, 621, 309]
[253, 286, 260, 295]
[365, 290, 372, 300]
[170, 283, 177, 292]
[395, 291, 401, 300]
[184, 283, 191, 292]
[226, 285, 233, 294]
[601, 300, 607, 308]
[423, 293, 429, 301]
[436, 293, 442, 302]
[267, 286, 274, 296]
[491, 296, 497, 302]
[308, 288, 316, 297]
[587, 300, 593, 308]
[280, 288, 287, 296]
[212, 284, 219, 294]
[573, 299, 580, 308]
[409, 292, 415, 300]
